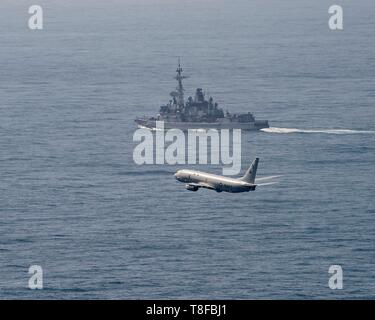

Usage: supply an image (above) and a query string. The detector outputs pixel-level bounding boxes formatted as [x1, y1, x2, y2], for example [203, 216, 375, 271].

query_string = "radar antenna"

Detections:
[174, 57, 187, 108]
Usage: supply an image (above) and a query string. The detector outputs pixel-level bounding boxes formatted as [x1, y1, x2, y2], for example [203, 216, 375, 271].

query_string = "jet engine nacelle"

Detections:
[186, 184, 198, 191]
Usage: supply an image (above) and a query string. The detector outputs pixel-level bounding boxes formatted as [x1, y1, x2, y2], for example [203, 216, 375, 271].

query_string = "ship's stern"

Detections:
[254, 120, 269, 130]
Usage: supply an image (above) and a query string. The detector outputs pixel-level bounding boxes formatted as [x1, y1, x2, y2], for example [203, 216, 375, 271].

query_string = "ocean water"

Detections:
[1, 0, 375, 299]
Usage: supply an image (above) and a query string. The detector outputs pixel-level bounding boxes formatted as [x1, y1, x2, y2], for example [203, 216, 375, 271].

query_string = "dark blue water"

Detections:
[1, 0, 375, 299]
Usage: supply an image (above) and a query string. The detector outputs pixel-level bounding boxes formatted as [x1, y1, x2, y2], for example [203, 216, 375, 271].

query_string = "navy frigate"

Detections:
[135, 62, 269, 130]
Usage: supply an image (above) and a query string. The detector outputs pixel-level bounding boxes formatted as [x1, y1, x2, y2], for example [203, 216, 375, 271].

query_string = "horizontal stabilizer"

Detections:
[257, 181, 279, 186]
[255, 175, 282, 182]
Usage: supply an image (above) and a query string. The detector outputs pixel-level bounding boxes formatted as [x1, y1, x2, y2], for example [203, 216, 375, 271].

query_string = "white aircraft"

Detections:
[174, 158, 280, 193]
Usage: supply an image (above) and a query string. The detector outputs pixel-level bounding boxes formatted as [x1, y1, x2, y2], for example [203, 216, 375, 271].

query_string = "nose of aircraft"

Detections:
[174, 171, 182, 180]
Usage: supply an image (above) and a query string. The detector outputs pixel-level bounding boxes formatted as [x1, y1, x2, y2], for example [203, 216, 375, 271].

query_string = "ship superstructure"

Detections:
[135, 61, 269, 130]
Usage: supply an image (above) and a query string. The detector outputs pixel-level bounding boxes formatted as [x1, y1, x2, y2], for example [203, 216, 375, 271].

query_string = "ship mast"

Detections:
[175, 58, 187, 108]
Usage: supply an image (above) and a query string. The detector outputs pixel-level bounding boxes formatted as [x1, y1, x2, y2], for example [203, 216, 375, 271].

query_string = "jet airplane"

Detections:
[174, 158, 279, 193]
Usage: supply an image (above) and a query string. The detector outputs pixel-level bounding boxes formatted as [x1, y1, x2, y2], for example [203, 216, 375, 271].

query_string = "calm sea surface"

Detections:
[1, 0, 374, 299]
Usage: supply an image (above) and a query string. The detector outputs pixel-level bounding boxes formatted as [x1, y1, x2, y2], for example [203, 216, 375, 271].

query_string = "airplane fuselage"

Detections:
[174, 169, 256, 193]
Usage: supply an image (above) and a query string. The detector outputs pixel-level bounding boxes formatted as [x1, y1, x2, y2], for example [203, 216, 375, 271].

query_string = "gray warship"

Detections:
[135, 62, 269, 130]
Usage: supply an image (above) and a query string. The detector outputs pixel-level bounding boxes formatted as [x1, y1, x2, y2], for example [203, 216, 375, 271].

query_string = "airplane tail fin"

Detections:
[240, 158, 259, 184]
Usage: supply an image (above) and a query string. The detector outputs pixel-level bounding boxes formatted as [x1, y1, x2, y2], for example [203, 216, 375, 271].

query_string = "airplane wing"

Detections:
[187, 182, 216, 190]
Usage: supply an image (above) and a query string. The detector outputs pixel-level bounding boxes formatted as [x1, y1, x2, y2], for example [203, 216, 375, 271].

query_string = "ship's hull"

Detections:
[135, 118, 269, 131]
